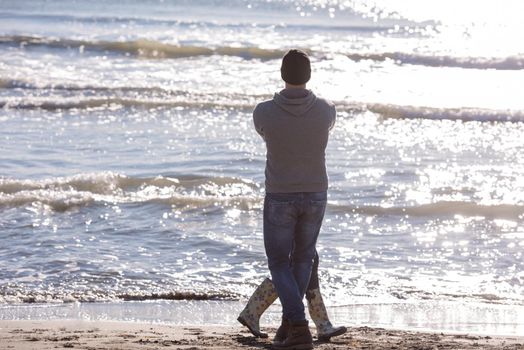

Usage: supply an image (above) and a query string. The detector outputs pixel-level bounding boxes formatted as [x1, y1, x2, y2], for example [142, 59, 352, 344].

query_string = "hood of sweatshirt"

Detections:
[273, 88, 317, 117]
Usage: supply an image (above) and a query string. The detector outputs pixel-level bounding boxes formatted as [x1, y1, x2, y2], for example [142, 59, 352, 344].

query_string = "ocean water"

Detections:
[1, 0, 524, 333]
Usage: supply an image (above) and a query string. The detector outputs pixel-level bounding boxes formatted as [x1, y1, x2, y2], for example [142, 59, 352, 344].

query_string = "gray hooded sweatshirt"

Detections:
[253, 88, 336, 193]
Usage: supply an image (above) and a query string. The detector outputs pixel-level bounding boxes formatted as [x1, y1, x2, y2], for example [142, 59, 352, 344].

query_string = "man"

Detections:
[253, 49, 336, 350]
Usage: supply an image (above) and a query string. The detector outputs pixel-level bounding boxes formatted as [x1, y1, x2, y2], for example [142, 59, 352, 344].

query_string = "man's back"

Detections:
[253, 88, 336, 193]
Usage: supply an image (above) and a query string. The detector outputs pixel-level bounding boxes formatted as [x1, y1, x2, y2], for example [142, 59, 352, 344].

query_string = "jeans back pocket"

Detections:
[265, 198, 296, 227]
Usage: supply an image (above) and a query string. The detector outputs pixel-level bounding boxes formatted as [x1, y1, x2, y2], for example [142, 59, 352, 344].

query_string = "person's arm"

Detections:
[253, 105, 265, 140]
[329, 104, 336, 131]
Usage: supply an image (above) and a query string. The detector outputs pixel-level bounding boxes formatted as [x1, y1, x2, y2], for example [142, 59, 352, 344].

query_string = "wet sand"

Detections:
[1, 320, 523, 350]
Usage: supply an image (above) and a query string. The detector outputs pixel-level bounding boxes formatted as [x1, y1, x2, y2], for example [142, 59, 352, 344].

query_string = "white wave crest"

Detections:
[0, 172, 261, 211]
[367, 103, 524, 122]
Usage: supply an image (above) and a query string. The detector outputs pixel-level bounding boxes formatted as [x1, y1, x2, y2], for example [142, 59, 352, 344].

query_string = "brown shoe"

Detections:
[272, 320, 313, 350]
[274, 318, 290, 343]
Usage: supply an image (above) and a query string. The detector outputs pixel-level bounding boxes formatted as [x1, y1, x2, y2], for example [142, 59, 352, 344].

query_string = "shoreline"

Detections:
[2, 299, 524, 337]
[1, 320, 523, 350]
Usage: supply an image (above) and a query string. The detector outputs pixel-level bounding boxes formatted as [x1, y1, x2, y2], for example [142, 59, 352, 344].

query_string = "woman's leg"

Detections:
[307, 251, 320, 291]
[306, 251, 347, 340]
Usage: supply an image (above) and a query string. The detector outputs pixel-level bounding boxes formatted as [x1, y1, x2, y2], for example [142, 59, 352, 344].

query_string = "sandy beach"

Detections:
[1, 320, 523, 350]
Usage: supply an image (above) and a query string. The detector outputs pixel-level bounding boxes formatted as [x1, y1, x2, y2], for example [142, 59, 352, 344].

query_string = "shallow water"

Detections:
[2, 301, 524, 336]
[0, 0, 523, 323]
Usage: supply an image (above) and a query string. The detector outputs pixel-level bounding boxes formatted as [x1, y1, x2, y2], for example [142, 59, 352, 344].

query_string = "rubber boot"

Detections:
[306, 288, 347, 341]
[237, 278, 278, 338]
[272, 319, 313, 350]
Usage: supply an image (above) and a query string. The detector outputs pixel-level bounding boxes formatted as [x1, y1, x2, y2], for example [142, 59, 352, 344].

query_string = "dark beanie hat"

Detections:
[281, 49, 311, 85]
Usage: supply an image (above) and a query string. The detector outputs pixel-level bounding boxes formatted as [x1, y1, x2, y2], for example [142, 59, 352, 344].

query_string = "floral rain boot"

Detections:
[237, 278, 278, 338]
[306, 288, 347, 341]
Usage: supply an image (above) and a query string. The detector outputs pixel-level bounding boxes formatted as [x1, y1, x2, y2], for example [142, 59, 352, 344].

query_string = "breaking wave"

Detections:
[2, 35, 524, 69]
[2, 77, 523, 122]
[366, 103, 524, 122]
[0, 172, 261, 212]
[0, 97, 256, 111]
[0, 289, 239, 304]
[346, 52, 524, 70]
[0, 35, 286, 60]
[0, 283, 240, 304]
[1, 173, 523, 219]
[330, 202, 524, 220]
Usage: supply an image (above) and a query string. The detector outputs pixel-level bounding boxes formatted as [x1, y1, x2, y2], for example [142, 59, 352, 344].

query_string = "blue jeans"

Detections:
[263, 191, 327, 322]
